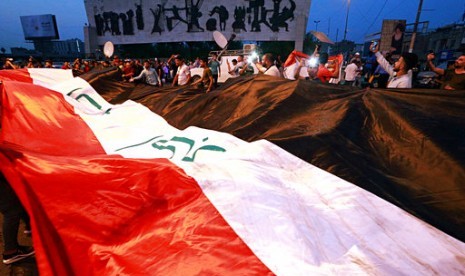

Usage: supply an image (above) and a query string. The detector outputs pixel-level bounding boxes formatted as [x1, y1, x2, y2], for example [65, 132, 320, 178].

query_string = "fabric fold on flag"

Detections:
[81, 69, 465, 243]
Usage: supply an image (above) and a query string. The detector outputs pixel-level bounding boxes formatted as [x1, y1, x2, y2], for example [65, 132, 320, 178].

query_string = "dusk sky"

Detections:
[1, 0, 464, 53]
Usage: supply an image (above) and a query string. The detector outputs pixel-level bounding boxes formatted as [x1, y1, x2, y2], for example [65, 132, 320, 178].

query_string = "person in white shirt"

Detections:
[283, 56, 309, 80]
[129, 60, 162, 86]
[226, 55, 246, 77]
[370, 42, 417, 88]
[234, 55, 246, 72]
[256, 53, 281, 77]
[344, 60, 359, 86]
[172, 55, 191, 86]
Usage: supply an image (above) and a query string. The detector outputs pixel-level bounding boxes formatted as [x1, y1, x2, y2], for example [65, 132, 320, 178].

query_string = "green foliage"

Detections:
[303, 32, 318, 55]
[117, 43, 157, 58]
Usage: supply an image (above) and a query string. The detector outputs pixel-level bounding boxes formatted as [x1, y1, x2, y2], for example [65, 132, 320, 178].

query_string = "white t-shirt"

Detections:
[387, 72, 412, 88]
[236, 61, 245, 69]
[283, 61, 309, 80]
[230, 61, 245, 77]
[264, 65, 281, 77]
[344, 63, 358, 81]
[177, 64, 191, 86]
[375, 52, 412, 88]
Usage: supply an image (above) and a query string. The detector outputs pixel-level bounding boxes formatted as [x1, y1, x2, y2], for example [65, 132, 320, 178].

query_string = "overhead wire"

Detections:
[363, 0, 390, 36]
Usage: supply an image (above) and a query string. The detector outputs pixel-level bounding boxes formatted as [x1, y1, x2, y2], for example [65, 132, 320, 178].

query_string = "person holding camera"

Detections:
[282, 50, 311, 81]
[426, 52, 465, 90]
[255, 53, 281, 77]
[227, 55, 246, 78]
[370, 42, 417, 88]
[238, 56, 255, 76]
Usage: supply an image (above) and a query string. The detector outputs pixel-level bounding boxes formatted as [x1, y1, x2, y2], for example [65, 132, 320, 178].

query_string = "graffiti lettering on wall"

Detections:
[92, 0, 296, 36]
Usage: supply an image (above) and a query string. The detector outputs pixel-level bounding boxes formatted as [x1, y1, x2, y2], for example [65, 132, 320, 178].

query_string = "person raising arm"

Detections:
[427, 52, 465, 90]
[370, 42, 417, 88]
[316, 53, 339, 83]
[255, 53, 281, 77]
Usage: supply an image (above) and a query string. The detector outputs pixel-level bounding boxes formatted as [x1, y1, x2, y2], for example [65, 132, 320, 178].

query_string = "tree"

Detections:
[303, 33, 318, 55]
[258, 41, 294, 59]
[118, 43, 157, 58]
[0, 47, 5, 54]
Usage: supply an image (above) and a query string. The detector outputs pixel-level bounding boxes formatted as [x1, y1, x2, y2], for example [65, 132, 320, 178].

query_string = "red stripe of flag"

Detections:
[0, 80, 272, 275]
[0, 68, 33, 83]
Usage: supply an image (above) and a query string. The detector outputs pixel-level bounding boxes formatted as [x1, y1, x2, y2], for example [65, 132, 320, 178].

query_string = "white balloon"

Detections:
[213, 31, 228, 49]
[103, 41, 114, 58]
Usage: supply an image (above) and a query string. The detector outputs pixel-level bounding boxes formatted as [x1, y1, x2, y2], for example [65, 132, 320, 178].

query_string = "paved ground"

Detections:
[0, 216, 38, 275]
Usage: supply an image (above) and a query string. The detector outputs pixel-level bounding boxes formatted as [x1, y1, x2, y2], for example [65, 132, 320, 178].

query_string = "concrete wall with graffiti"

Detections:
[84, 0, 311, 45]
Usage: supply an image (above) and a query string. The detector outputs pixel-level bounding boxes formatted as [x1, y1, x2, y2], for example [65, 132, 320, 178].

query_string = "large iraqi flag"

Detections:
[1, 68, 465, 275]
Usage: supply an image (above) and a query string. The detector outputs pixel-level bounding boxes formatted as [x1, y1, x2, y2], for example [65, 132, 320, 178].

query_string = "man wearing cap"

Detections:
[350, 52, 361, 64]
[370, 43, 417, 88]
[349, 53, 363, 87]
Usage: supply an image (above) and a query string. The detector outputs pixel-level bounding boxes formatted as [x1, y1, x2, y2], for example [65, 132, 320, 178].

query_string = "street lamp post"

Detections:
[343, 0, 351, 41]
[314, 20, 321, 32]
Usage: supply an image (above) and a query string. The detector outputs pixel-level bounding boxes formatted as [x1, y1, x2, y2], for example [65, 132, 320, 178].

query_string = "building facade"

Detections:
[366, 20, 465, 63]
[32, 39, 85, 59]
[427, 23, 465, 61]
[83, 0, 311, 56]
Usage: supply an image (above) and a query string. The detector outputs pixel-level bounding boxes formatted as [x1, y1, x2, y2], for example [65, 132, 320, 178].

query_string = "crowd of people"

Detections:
[285, 43, 465, 90]
[2, 45, 465, 91]
[0, 52, 285, 93]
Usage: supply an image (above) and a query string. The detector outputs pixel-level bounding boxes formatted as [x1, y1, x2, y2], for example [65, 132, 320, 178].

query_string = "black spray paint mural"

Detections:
[92, 0, 296, 37]
[135, 1, 144, 30]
